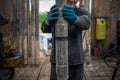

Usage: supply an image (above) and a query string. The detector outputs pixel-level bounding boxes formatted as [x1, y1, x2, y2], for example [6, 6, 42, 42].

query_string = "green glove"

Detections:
[62, 4, 77, 23]
[47, 5, 59, 25]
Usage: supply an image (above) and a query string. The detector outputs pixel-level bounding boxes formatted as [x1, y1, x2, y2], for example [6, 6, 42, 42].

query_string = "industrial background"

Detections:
[0, 0, 120, 80]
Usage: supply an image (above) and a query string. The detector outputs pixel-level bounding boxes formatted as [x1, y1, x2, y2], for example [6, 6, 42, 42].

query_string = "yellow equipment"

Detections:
[0, 37, 24, 68]
[96, 18, 106, 40]
[3, 53, 24, 68]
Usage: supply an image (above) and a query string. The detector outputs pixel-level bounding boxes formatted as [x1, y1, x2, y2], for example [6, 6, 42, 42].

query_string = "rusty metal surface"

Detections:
[55, 0, 68, 80]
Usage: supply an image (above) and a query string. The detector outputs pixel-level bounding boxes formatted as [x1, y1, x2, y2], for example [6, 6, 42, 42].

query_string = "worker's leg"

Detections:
[68, 64, 83, 80]
[50, 63, 57, 80]
[76, 64, 84, 80]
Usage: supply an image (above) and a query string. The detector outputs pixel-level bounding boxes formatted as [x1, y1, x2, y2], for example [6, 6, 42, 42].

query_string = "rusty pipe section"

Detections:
[55, 0, 68, 80]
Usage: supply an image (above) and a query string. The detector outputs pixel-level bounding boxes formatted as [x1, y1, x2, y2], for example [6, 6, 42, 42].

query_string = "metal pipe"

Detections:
[55, 0, 68, 80]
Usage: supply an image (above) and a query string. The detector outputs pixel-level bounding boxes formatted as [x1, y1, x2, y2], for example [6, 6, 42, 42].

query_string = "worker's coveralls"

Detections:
[41, 8, 90, 80]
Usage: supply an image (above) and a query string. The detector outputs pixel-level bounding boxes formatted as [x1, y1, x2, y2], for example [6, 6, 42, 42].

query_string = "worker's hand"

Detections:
[46, 5, 59, 25]
[62, 4, 77, 23]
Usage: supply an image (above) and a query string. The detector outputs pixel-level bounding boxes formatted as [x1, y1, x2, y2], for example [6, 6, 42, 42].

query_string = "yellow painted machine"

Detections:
[0, 33, 24, 80]
[0, 37, 24, 68]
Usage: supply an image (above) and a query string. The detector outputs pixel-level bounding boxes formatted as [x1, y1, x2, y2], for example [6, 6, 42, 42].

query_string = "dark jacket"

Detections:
[41, 8, 90, 65]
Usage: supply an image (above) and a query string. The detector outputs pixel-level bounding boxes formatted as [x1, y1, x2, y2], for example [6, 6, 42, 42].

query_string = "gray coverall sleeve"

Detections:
[41, 19, 52, 33]
[74, 14, 90, 30]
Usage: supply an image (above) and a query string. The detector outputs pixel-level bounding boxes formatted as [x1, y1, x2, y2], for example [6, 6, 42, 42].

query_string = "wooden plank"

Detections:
[26, 0, 31, 65]
[100, 77, 110, 80]
[13, 63, 43, 80]
[22, 0, 27, 65]
[23, 0, 29, 65]
[35, 0, 39, 65]
[38, 57, 51, 80]
[17, 0, 22, 53]
[31, 0, 35, 65]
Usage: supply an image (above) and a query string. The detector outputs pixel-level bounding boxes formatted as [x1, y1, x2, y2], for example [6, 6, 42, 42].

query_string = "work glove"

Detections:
[62, 4, 77, 23]
[46, 5, 59, 25]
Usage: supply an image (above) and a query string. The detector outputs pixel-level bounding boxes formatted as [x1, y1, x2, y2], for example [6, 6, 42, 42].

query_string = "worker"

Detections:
[41, 0, 90, 80]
